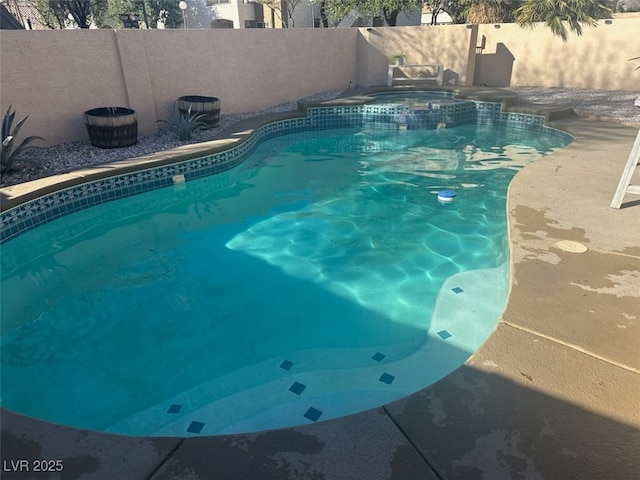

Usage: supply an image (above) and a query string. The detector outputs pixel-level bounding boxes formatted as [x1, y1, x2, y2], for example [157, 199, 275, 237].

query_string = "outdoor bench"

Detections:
[387, 64, 444, 86]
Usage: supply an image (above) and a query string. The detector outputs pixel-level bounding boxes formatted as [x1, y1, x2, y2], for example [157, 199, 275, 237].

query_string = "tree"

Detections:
[447, 0, 610, 42]
[464, 0, 521, 23]
[182, 0, 214, 28]
[36, 0, 68, 28]
[443, 0, 471, 23]
[317, 0, 330, 26]
[324, 0, 422, 26]
[145, 0, 183, 28]
[63, 0, 108, 27]
[515, 0, 611, 41]
[425, 0, 468, 24]
[258, 0, 307, 27]
[35, 0, 185, 29]
[35, 0, 107, 28]
[64, 0, 92, 27]
[105, 0, 145, 27]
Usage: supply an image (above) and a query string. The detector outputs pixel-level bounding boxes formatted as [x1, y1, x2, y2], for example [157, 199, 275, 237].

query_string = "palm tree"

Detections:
[515, 0, 611, 41]
[466, 0, 521, 23]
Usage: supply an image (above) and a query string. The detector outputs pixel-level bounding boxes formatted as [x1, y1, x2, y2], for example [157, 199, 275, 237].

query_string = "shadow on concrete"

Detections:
[385, 360, 640, 480]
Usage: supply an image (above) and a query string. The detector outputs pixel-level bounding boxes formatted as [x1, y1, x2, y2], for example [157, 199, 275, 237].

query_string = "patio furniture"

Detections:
[387, 64, 444, 87]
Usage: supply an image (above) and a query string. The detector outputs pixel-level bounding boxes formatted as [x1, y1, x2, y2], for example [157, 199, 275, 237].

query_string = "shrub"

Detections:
[1, 106, 44, 174]
[157, 105, 208, 141]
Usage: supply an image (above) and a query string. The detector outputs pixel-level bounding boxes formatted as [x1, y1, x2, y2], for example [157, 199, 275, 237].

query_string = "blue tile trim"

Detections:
[0, 96, 572, 244]
[167, 404, 182, 414]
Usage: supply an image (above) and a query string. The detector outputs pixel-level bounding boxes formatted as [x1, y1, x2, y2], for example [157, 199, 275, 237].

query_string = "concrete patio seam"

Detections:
[144, 438, 185, 480]
[500, 320, 640, 374]
[381, 404, 445, 480]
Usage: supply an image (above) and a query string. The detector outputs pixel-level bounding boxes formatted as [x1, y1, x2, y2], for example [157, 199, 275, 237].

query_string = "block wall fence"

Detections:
[1, 18, 639, 146]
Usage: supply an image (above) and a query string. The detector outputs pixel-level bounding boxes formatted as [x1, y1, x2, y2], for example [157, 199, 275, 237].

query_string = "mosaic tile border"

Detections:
[0, 98, 572, 244]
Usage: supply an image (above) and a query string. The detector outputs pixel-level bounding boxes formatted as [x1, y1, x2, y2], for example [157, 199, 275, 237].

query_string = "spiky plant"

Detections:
[157, 105, 209, 141]
[1, 106, 44, 174]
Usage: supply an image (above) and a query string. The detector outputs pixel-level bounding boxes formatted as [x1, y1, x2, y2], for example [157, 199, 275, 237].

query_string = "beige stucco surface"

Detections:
[475, 19, 640, 89]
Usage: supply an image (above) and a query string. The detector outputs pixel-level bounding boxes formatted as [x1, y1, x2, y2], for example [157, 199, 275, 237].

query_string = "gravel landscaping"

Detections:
[508, 86, 640, 126]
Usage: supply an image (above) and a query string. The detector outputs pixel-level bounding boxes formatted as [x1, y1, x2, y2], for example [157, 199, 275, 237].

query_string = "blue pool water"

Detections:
[1, 123, 569, 436]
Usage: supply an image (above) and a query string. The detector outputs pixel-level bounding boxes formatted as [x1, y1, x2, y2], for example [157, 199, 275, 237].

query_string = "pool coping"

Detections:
[2, 87, 639, 480]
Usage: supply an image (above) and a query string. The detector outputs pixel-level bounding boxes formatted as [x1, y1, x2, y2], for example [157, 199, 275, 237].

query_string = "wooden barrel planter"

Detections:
[84, 107, 138, 149]
[176, 95, 220, 128]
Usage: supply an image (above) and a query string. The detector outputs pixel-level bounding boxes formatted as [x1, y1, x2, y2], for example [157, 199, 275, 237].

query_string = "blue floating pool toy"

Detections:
[437, 190, 456, 203]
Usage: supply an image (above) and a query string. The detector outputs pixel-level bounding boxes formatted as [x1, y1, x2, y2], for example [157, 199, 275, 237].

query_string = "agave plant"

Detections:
[1, 105, 44, 174]
[157, 105, 208, 141]
[630, 56, 640, 71]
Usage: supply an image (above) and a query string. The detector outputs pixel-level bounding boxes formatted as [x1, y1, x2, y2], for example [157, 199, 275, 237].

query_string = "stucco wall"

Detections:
[355, 25, 476, 87]
[1, 20, 639, 147]
[0, 30, 130, 148]
[0, 28, 358, 146]
[475, 19, 640, 89]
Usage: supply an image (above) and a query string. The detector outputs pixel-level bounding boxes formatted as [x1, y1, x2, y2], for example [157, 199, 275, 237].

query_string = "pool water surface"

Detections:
[0, 124, 569, 436]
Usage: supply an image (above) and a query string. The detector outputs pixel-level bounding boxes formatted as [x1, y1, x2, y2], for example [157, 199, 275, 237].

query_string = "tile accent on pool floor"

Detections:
[371, 352, 386, 363]
[437, 329, 453, 340]
[166, 404, 182, 414]
[280, 359, 294, 371]
[289, 381, 306, 395]
[379, 373, 395, 385]
[304, 407, 323, 422]
[187, 421, 205, 434]
[452, 286, 464, 294]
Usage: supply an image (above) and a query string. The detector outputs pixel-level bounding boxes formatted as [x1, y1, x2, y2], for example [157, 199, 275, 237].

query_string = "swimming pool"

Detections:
[0, 94, 572, 436]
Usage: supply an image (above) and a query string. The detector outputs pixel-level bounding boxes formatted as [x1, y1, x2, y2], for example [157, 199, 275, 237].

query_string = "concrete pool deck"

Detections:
[2, 88, 639, 479]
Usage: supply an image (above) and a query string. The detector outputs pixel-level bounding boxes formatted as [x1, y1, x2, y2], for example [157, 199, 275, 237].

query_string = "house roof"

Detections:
[0, 2, 23, 28]
[1, 0, 49, 29]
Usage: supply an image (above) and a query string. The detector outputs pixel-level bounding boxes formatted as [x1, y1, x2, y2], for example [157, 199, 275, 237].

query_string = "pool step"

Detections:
[105, 345, 422, 437]
[154, 367, 416, 437]
[509, 101, 577, 122]
[105, 264, 508, 437]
